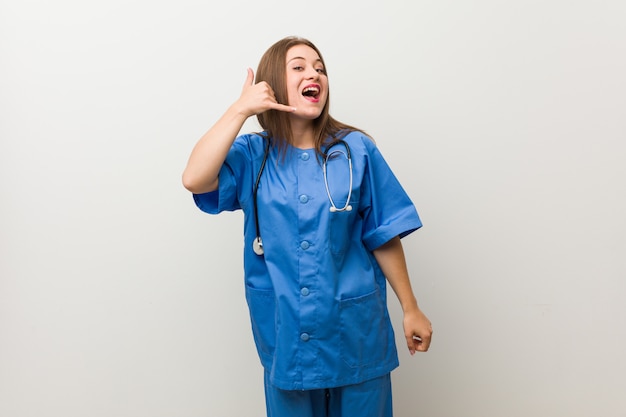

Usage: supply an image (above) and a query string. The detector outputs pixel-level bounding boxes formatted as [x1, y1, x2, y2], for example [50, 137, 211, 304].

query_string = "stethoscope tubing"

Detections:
[252, 136, 271, 255]
[323, 140, 353, 213]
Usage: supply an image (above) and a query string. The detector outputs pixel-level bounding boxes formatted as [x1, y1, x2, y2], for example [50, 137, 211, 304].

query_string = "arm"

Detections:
[182, 68, 296, 194]
[372, 236, 433, 354]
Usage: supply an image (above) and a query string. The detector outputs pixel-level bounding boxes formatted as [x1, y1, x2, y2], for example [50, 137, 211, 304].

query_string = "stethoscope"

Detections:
[252, 137, 353, 256]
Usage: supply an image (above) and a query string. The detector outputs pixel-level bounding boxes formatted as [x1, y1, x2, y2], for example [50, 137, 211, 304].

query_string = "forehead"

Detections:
[286, 44, 322, 62]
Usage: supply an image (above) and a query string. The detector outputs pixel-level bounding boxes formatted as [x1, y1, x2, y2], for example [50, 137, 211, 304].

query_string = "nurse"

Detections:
[182, 36, 433, 417]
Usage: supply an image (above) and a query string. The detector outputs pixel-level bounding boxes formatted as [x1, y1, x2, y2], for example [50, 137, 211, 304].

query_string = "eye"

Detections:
[316, 68, 326, 74]
[293, 66, 304, 71]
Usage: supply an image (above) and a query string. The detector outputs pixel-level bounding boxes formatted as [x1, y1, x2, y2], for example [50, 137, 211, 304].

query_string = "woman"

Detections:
[183, 36, 432, 417]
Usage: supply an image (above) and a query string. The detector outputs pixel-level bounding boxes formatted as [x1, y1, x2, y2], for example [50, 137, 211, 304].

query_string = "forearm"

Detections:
[373, 236, 433, 353]
[182, 104, 249, 194]
[372, 236, 419, 313]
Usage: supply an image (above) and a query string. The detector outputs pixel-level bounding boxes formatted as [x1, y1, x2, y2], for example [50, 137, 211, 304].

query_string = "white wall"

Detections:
[1, 1, 625, 416]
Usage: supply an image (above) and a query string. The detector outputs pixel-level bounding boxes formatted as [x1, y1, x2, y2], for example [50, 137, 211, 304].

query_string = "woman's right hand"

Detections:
[183, 69, 294, 194]
[235, 68, 296, 117]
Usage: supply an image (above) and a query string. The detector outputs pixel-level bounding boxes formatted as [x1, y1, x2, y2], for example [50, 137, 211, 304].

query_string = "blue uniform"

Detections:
[193, 131, 421, 392]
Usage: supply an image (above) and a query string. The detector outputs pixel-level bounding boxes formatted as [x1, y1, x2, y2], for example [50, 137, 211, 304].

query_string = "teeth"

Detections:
[303, 86, 319, 95]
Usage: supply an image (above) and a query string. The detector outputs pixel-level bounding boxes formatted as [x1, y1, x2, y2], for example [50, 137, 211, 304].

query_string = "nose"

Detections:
[306, 66, 319, 79]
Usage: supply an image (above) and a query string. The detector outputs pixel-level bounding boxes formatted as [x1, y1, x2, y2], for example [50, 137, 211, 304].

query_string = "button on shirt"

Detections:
[193, 131, 422, 390]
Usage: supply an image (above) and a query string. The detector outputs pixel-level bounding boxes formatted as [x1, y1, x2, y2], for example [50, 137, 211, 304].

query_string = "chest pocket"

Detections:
[329, 208, 358, 256]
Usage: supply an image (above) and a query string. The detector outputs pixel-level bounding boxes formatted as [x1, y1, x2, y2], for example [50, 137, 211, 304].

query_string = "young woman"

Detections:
[183, 36, 432, 417]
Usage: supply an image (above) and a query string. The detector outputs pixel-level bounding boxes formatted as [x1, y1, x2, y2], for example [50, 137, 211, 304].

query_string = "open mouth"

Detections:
[301, 84, 321, 101]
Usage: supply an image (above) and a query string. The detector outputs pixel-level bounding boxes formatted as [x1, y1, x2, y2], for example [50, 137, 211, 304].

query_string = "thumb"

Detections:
[243, 68, 254, 88]
[406, 334, 418, 355]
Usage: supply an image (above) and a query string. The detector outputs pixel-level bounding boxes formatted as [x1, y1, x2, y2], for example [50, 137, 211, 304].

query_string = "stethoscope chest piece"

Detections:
[253, 236, 264, 256]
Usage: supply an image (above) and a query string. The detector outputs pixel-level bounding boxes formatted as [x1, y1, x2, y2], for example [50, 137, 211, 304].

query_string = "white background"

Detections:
[1, 1, 625, 416]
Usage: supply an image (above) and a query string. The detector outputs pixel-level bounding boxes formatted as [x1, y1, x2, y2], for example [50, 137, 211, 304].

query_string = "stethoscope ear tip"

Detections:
[329, 205, 352, 213]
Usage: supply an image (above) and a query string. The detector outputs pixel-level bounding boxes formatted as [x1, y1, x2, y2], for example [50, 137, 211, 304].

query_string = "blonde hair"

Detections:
[255, 36, 366, 156]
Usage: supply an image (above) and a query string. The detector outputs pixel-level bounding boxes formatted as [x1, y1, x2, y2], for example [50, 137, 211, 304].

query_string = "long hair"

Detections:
[255, 36, 367, 157]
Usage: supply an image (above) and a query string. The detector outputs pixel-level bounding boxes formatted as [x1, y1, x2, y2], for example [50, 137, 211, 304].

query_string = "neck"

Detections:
[290, 120, 316, 149]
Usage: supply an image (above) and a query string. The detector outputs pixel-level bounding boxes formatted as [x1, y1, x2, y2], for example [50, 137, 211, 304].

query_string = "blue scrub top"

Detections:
[194, 131, 422, 390]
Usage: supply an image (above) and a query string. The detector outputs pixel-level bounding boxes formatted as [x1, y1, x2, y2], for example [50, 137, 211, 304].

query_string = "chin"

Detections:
[294, 109, 323, 120]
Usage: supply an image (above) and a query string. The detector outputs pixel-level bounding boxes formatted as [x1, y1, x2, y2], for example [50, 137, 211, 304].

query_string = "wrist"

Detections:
[228, 101, 253, 119]
[400, 296, 419, 315]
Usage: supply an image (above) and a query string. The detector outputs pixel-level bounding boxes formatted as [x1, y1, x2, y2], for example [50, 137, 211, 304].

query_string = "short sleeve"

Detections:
[192, 135, 256, 214]
[193, 163, 240, 214]
[359, 137, 422, 251]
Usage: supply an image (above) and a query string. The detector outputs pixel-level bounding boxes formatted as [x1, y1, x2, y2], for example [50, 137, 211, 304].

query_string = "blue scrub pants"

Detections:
[264, 373, 393, 417]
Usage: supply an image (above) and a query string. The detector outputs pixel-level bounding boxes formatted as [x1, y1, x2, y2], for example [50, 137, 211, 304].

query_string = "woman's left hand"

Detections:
[403, 308, 433, 355]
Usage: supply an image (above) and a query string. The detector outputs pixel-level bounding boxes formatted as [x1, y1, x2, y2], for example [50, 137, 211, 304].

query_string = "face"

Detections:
[284, 44, 329, 121]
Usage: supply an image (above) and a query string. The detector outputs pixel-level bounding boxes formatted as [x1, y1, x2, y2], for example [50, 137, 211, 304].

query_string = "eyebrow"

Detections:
[287, 56, 323, 64]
